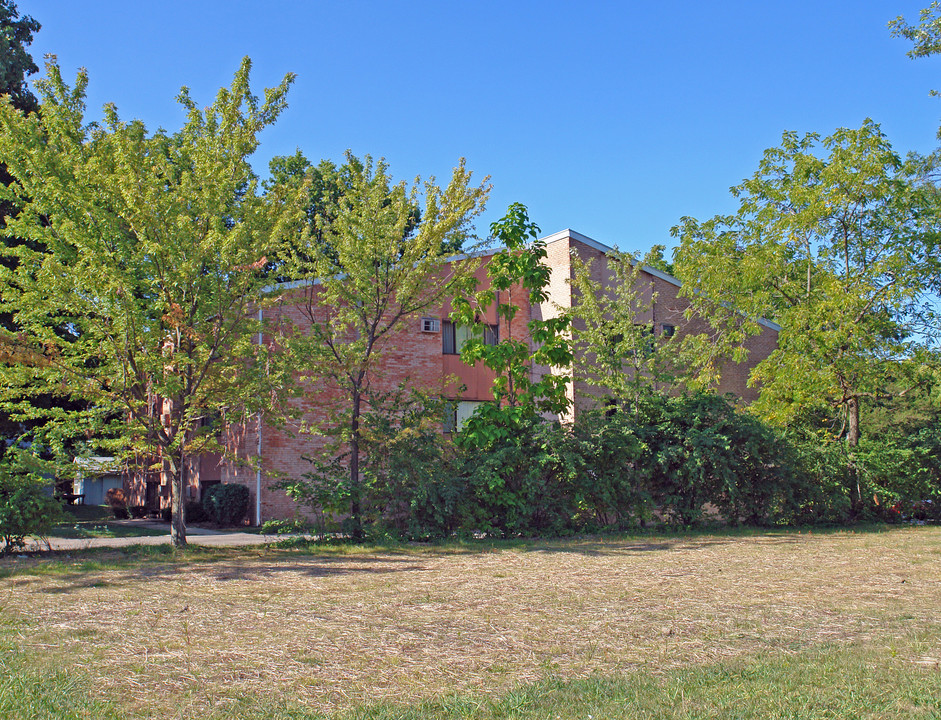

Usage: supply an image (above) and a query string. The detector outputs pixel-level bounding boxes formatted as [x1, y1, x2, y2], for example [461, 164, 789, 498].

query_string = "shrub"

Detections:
[611, 393, 802, 527]
[567, 409, 650, 529]
[260, 517, 309, 535]
[129, 505, 147, 519]
[281, 390, 463, 541]
[363, 396, 464, 540]
[202, 483, 250, 526]
[0, 470, 63, 554]
[457, 408, 576, 538]
[185, 500, 208, 523]
[785, 434, 854, 524]
[160, 507, 172, 522]
[854, 419, 941, 522]
[105, 487, 128, 519]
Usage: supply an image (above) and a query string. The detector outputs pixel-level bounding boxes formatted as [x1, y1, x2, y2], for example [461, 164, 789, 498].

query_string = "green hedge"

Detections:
[202, 483, 250, 526]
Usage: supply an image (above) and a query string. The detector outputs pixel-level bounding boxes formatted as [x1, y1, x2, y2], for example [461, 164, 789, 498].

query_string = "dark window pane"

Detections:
[442, 321, 456, 355]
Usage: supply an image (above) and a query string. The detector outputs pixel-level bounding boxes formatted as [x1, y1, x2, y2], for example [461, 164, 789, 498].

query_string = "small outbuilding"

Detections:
[73, 456, 122, 506]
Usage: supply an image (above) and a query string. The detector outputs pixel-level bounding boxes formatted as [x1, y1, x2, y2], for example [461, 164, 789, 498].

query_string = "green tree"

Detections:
[672, 121, 939, 455]
[890, 3, 941, 63]
[0, 463, 62, 554]
[567, 249, 676, 406]
[0, 0, 39, 115]
[279, 153, 489, 532]
[0, 57, 306, 546]
[0, 0, 44, 457]
[453, 203, 573, 440]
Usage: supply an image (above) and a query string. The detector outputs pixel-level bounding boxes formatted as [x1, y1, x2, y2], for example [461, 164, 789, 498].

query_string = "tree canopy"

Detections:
[672, 120, 940, 448]
[0, 57, 306, 545]
[0, 0, 39, 114]
[280, 152, 489, 530]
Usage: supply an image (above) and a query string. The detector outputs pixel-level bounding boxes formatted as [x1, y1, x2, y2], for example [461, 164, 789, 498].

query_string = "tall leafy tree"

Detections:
[672, 121, 939, 452]
[0, 0, 42, 461]
[891, 3, 941, 63]
[279, 153, 489, 530]
[453, 203, 574, 440]
[0, 0, 39, 115]
[0, 57, 306, 545]
[567, 250, 676, 406]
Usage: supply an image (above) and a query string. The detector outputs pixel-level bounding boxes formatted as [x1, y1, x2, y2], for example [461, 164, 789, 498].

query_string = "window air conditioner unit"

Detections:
[421, 317, 440, 333]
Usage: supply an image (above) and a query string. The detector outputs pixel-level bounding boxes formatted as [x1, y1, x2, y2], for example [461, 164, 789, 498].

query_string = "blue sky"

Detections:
[19, 1, 941, 255]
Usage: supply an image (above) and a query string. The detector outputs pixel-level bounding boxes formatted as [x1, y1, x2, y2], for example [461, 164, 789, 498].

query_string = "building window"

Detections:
[443, 400, 485, 433]
[662, 324, 676, 338]
[442, 321, 498, 355]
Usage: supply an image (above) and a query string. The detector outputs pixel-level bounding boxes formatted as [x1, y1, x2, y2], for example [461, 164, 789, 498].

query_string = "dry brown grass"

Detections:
[2, 527, 940, 716]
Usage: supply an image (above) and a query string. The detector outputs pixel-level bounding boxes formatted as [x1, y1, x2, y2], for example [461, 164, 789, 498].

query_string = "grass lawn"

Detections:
[0, 527, 938, 718]
[48, 504, 168, 539]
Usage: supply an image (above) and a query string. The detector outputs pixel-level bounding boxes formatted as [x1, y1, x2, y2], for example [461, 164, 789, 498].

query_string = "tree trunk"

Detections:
[167, 448, 187, 547]
[349, 387, 362, 534]
[846, 397, 860, 448]
[846, 396, 862, 515]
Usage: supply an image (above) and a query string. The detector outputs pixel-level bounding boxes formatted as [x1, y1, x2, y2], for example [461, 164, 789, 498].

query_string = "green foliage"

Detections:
[0, 1, 40, 114]
[623, 394, 800, 527]
[458, 413, 575, 538]
[0, 57, 306, 546]
[640, 243, 675, 276]
[453, 203, 573, 426]
[0, 464, 61, 554]
[283, 389, 463, 541]
[446, 203, 580, 537]
[184, 499, 208, 523]
[854, 418, 941, 520]
[359, 391, 463, 540]
[202, 483, 250, 527]
[568, 249, 676, 404]
[260, 517, 309, 535]
[890, 2, 941, 62]
[281, 153, 489, 524]
[565, 409, 650, 529]
[672, 121, 940, 450]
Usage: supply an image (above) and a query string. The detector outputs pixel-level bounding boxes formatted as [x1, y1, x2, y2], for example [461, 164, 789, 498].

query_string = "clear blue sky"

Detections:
[19, 0, 941, 255]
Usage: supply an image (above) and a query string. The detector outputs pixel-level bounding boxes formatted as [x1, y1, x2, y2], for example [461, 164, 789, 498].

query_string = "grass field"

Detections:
[47, 505, 168, 540]
[1, 527, 939, 718]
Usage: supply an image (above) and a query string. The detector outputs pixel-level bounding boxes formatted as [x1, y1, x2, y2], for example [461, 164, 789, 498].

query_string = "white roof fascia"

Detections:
[542, 229, 684, 286]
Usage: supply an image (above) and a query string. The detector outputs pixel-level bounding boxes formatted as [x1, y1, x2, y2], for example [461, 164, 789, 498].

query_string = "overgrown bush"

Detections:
[854, 418, 941, 522]
[260, 517, 309, 535]
[566, 408, 650, 530]
[456, 407, 576, 538]
[185, 500, 208, 523]
[783, 433, 855, 524]
[567, 394, 805, 528]
[278, 386, 914, 538]
[281, 390, 464, 541]
[202, 483, 250, 526]
[0, 469, 63, 554]
[363, 395, 465, 540]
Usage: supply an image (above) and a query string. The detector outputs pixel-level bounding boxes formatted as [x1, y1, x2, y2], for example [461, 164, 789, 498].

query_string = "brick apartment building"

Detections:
[124, 229, 779, 524]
